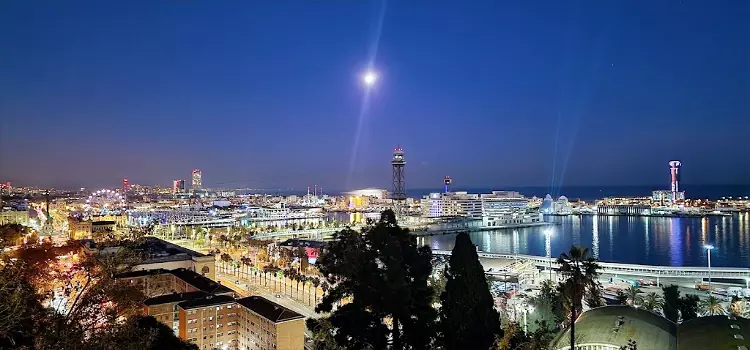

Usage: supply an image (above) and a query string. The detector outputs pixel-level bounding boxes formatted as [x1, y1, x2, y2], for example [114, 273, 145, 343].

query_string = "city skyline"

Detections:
[1, 1, 749, 189]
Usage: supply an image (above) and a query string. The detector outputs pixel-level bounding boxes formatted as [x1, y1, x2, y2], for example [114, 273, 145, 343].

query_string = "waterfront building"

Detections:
[480, 191, 542, 227]
[540, 195, 572, 215]
[422, 190, 542, 227]
[422, 191, 483, 218]
[346, 188, 388, 200]
[597, 204, 652, 216]
[652, 190, 685, 205]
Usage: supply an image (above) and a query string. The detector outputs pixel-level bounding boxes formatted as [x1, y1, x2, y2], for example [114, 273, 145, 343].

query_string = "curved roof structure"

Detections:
[551, 306, 677, 350]
[677, 315, 750, 350]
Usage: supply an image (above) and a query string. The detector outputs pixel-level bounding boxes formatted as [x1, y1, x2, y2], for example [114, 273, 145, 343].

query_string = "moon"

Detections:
[362, 71, 378, 86]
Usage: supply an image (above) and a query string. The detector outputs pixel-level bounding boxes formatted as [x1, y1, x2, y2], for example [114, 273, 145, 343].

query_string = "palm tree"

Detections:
[299, 276, 308, 303]
[557, 246, 601, 350]
[220, 253, 232, 272]
[311, 277, 321, 306]
[642, 292, 664, 313]
[701, 296, 726, 316]
[625, 285, 644, 307]
[615, 290, 628, 305]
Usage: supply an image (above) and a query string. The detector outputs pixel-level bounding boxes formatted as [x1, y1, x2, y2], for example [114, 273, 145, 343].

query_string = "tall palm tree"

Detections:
[311, 277, 321, 306]
[299, 276, 308, 303]
[557, 246, 601, 350]
[701, 296, 726, 316]
[642, 292, 664, 313]
[625, 285, 644, 307]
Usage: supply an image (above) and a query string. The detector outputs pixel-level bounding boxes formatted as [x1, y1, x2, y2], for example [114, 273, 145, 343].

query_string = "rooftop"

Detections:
[236, 296, 304, 323]
[170, 268, 233, 295]
[143, 291, 210, 306]
[279, 239, 327, 249]
[551, 306, 677, 350]
[677, 315, 750, 350]
[178, 294, 235, 310]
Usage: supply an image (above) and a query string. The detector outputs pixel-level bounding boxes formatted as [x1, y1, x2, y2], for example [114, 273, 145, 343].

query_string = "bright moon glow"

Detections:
[363, 71, 377, 86]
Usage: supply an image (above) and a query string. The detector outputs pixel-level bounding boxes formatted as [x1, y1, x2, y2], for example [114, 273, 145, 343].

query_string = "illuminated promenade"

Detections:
[432, 249, 750, 284]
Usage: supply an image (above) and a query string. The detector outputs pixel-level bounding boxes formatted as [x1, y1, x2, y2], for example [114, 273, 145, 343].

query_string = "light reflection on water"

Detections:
[421, 214, 750, 267]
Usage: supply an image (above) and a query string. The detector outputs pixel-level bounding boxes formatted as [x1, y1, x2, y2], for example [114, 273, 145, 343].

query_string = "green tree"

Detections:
[642, 292, 664, 313]
[427, 273, 446, 305]
[661, 285, 681, 322]
[88, 315, 198, 350]
[438, 232, 500, 350]
[700, 295, 725, 316]
[585, 282, 606, 308]
[557, 246, 600, 350]
[679, 294, 700, 321]
[624, 285, 643, 307]
[310, 210, 437, 350]
[0, 223, 26, 248]
[615, 290, 628, 305]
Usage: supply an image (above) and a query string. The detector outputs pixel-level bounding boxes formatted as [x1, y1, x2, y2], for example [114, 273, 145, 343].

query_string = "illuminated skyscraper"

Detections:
[191, 169, 202, 190]
[669, 160, 681, 201]
[173, 180, 185, 194]
[444, 176, 452, 193]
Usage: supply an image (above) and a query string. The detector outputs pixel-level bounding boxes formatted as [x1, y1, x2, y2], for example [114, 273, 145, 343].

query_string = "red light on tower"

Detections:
[122, 178, 129, 192]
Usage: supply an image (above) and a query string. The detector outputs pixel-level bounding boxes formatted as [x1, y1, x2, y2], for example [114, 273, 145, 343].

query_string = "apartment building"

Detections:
[178, 295, 240, 350]
[236, 296, 304, 350]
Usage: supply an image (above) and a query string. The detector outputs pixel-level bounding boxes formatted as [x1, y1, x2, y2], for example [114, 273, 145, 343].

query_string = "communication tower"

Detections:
[391, 147, 407, 212]
[669, 161, 681, 202]
[444, 176, 452, 193]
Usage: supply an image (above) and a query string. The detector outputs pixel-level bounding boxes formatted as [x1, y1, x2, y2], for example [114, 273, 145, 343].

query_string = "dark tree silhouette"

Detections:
[661, 285, 681, 322]
[438, 232, 500, 350]
[679, 294, 700, 321]
[557, 246, 600, 350]
[310, 210, 437, 349]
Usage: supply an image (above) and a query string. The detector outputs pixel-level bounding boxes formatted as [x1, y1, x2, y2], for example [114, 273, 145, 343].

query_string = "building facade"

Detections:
[0, 209, 29, 226]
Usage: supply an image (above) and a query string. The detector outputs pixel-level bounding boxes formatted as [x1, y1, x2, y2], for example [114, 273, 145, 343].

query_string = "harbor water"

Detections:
[420, 213, 750, 268]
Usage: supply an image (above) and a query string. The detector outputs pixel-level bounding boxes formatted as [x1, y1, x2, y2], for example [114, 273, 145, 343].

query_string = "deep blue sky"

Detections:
[1, 1, 748, 191]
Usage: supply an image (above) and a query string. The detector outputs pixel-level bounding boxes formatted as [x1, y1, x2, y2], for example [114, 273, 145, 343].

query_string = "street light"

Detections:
[704, 244, 714, 293]
[545, 229, 554, 281]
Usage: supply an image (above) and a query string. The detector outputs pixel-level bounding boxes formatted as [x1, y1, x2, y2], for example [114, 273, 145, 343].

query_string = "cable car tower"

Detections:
[391, 147, 407, 214]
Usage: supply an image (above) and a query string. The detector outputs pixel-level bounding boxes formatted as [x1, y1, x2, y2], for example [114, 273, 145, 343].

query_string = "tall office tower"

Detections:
[122, 178, 129, 206]
[192, 169, 202, 190]
[391, 147, 406, 213]
[669, 161, 681, 202]
[173, 179, 186, 194]
[444, 176, 452, 193]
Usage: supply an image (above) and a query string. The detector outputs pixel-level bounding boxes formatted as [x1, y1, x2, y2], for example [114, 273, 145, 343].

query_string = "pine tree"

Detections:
[438, 232, 501, 350]
[310, 210, 437, 349]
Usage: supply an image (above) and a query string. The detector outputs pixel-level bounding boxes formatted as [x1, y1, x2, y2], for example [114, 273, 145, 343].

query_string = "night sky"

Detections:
[1, 1, 748, 191]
